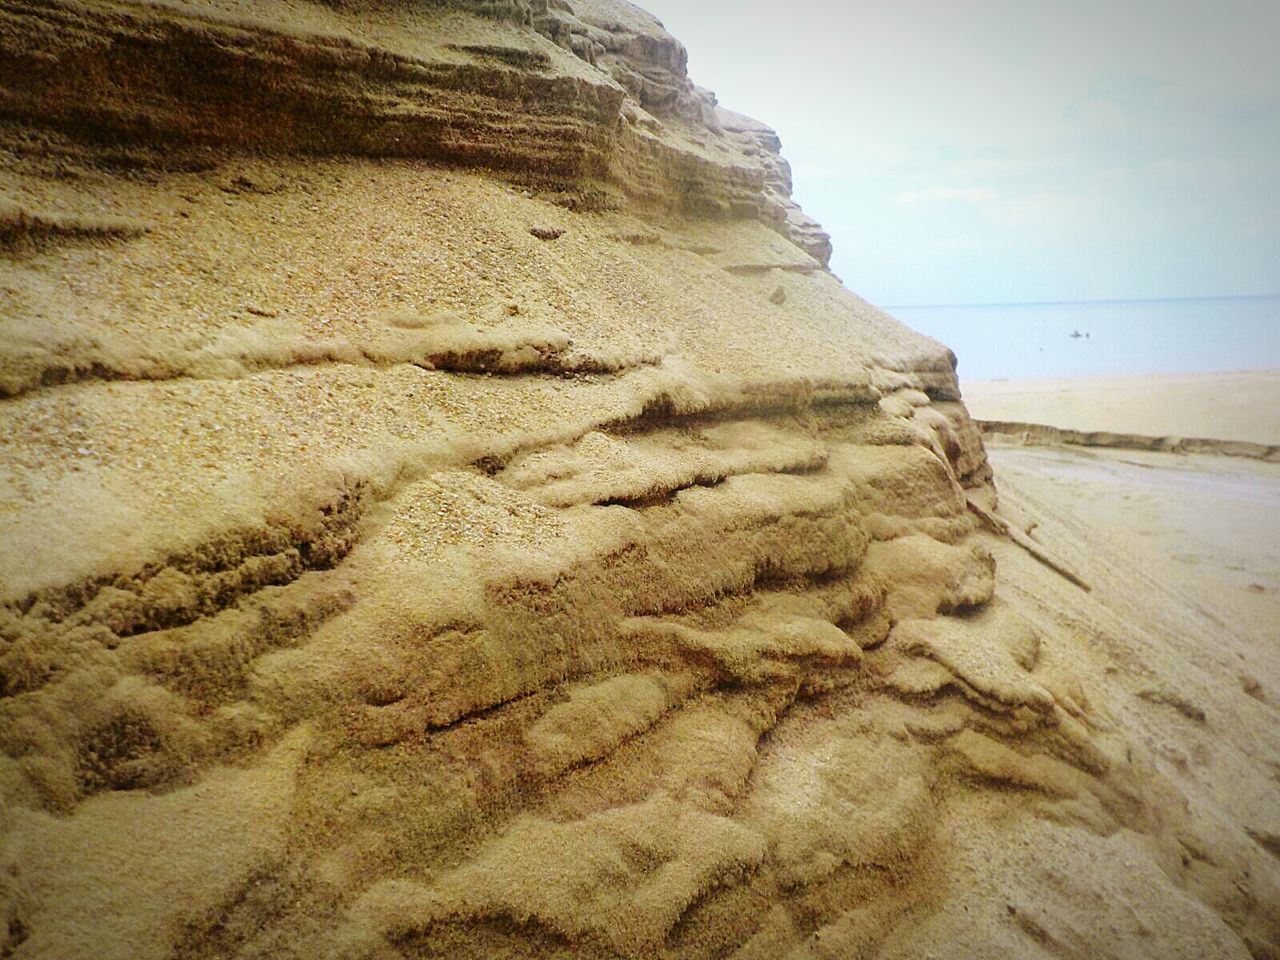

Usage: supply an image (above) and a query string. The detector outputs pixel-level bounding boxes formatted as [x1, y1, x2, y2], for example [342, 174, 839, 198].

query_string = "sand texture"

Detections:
[965, 370, 1280, 446]
[1, 3, 1278, 959]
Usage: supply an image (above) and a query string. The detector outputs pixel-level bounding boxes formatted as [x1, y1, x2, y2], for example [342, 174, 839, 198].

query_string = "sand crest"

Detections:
[1, 3, 1277, 958]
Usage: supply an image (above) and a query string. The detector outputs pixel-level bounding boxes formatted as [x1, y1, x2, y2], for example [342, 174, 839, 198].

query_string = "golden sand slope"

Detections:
[1, 3, 1277, 959]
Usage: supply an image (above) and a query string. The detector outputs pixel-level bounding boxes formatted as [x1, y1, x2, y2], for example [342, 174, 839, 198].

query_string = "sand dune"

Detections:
[1, 3, 1277, 959]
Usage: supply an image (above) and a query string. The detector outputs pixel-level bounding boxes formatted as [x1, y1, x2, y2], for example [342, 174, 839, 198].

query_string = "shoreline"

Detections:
[889, 293, 1280, 310]
[968, 367, 1279, 382]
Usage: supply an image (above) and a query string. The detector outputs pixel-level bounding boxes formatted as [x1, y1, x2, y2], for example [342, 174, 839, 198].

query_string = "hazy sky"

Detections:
[638, 0, 1280, 307]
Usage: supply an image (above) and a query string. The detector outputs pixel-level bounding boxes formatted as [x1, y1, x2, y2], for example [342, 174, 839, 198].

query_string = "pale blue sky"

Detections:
[637, 0, 1280, 307]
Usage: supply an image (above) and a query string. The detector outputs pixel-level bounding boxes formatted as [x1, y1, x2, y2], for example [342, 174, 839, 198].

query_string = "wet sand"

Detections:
[989, 444, 1280, 638]
[972, 368, 1280, 644]
[964, 379, 1280, 960]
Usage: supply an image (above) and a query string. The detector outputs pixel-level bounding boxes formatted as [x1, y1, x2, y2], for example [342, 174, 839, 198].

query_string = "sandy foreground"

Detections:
[963, 369, 1280, 445]
[953, 375, 1280, 956]
[3, 3, 1280, 958]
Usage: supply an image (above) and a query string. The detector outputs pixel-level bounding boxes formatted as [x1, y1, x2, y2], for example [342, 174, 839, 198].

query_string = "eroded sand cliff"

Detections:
[1, 3, 1277, 958]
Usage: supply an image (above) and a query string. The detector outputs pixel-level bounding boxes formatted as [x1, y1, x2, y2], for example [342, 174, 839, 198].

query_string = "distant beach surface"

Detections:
[963, 370, 1280, 445]
[887, 295, 1280, 381]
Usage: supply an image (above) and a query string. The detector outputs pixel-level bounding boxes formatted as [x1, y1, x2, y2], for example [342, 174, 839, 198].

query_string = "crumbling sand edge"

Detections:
[979, 419, 1280, 462]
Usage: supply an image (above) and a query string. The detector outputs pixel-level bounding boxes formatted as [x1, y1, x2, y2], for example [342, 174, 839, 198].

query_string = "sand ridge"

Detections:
[1, 3, 1278, 959]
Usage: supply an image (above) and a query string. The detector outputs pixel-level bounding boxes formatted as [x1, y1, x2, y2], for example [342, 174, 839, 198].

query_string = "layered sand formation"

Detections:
[1, 3, 1277, 959]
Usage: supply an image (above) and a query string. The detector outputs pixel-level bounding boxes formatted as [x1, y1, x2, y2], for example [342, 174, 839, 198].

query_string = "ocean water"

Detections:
[885, 295, 1280, 381]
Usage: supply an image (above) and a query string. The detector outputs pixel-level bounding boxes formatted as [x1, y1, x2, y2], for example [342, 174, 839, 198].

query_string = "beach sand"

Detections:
[4, 2, 1280, 955]
[964, 372, 1280, 958]
[963, 369, 1280, 445]
[968, 367, 1279, 673]
[965, 368, 1280, 616]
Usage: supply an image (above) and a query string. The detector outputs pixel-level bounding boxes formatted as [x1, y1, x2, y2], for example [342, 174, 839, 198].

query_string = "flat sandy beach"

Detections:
[963, 369, 1280, 445]
[969, 367, 1280, 619]
[958, 370, 1280, 957]
[970, 368, 1279, 744]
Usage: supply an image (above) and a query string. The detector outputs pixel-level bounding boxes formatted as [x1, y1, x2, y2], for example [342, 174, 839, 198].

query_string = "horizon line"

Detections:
[882, 293, 1280, 310]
